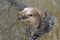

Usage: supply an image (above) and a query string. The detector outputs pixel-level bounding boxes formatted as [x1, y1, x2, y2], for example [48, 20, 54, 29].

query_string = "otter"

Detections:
[7, 0, 56, 40]
[18, 7, 56, 40]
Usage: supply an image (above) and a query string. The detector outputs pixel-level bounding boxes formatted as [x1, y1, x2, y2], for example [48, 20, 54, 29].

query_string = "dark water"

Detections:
[0, 0, 60, 40]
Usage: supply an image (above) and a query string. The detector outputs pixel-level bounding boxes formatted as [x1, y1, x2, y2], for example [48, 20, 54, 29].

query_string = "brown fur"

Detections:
[18, 7, 46, 29]
[18, 7, 56, 40]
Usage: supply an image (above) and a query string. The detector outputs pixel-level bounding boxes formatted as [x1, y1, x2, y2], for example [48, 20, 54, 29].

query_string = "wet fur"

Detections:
[18, 7, 56, 40]
[7, 0, 56, 40]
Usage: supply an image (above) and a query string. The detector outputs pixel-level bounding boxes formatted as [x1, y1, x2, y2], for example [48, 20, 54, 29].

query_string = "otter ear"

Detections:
[35, 8, 46, 18]
[40, 12, 46, 19]
[36, 9, 46, 19]
[35, 8, 49, 19]
[41, 10, 52, 19]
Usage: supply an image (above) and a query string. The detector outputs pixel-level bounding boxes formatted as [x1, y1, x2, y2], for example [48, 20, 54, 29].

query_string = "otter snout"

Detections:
[18, 16, 28, 20]
[18, 16, 22, 20]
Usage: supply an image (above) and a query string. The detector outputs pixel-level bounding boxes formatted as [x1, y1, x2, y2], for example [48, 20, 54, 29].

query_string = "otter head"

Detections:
[18, 7, 46, 29]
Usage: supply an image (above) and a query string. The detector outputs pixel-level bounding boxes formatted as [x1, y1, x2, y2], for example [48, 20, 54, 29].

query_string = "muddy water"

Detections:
[0, 0, 60, 40]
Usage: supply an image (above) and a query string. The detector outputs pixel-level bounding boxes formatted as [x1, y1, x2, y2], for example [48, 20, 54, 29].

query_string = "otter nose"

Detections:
[18, 16, 28, 20]
[18, 16, 22, 20]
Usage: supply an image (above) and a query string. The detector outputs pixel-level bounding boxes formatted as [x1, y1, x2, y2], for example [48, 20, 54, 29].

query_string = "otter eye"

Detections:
[29, 14, 33, 16]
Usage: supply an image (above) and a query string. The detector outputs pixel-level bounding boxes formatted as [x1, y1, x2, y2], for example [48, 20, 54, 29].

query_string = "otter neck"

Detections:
[29, 18, 41, 30]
